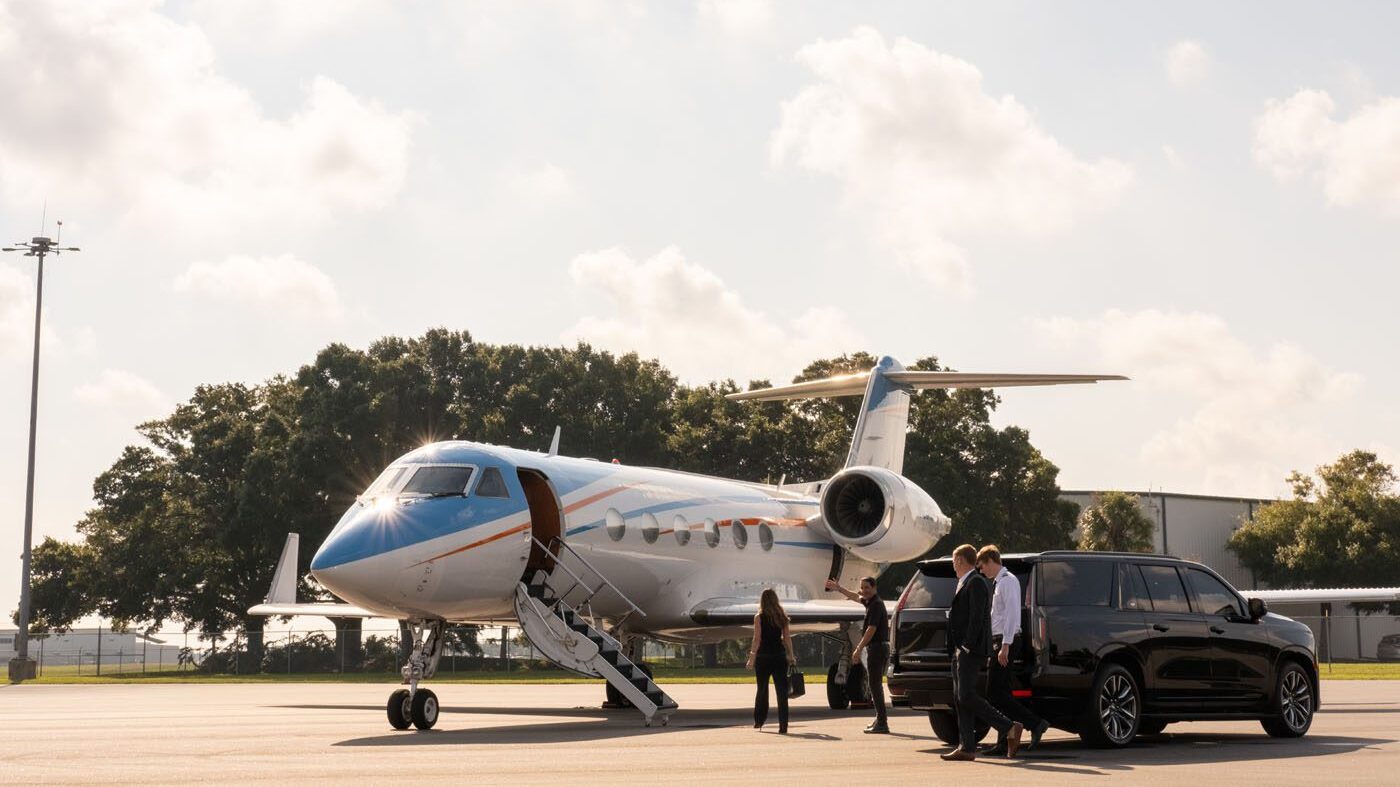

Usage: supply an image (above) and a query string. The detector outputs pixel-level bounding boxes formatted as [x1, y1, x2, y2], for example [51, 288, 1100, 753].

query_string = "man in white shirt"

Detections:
[977, 545, 1049, 756]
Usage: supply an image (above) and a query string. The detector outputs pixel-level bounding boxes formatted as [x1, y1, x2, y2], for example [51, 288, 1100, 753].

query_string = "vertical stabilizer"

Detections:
[265, 533, 299, 604]
[845, 356, 910, 473]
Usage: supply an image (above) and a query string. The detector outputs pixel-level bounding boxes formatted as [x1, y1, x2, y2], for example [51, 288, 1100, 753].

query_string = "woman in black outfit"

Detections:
[746, 588, 797, 733]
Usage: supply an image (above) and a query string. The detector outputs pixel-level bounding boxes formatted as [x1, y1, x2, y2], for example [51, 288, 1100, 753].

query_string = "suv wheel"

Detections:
[928, 710, 990, 746]
[1079, 663, 1141, 748]
[1261, 661, 1314, 738]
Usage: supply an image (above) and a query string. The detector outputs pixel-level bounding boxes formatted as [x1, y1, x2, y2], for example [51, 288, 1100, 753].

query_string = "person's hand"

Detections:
[853, 646, 864, 664]
[824, 578, 839, 592]
[787, 655, 797, 667]
[998, 644, 1010, 667]
[745, 655, 755, 670]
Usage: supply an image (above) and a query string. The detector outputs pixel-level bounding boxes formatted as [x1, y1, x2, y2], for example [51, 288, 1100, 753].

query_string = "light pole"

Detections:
[4, 224, 78, 683]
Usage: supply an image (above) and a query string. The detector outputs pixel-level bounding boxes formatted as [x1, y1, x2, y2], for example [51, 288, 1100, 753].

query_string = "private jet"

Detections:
[251, 356, 1125, 730]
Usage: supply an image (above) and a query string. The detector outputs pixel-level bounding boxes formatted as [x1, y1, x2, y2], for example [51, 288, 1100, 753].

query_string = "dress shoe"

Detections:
[1005, 722, 1025, 758]
[778, 724, 788, 735]
[863, 722, 891, 734]
[980, 740, 1008, 757]
[1028, 720, 1049, 751]
[940, 748, 977, 761]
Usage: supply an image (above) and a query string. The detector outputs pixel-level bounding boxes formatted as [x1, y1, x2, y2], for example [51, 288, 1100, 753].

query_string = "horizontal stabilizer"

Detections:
[726, 371, 1127, 401]
[688, 597, 869, 625]
[1240, 587, 1400, 604]
[247, 602, 382, 618]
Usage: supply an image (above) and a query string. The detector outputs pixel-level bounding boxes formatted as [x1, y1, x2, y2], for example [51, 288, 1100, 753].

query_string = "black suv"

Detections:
[888, 551, 1319, 747]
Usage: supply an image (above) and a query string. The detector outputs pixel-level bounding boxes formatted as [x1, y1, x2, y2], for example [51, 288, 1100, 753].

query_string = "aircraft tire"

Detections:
[387, 688, 412, 730]
[411, 688, 439, 730]
[826, 663, 850, 710]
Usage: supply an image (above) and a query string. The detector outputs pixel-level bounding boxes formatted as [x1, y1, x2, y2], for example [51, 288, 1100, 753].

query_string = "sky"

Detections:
[2, 1, 1399, 621]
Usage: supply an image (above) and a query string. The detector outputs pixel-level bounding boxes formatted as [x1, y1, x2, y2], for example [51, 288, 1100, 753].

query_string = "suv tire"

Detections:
[1078, 663, 1141, 748]
[928, 709, 990, 746]
[1261, 661, 1314, 738]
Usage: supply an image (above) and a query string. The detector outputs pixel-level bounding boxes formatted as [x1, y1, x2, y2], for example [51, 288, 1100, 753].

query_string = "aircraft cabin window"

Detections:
[703, 518, 719, 548]
[758, 523, 774, 551]
[641, 513, 659, 544]
[673, 515, 691, 545]
[475, 467, 510, 498]
[401, 465, 474, 497]
[732, 520, 748, 549]
[1185, 568, 1244, 617]
[605, 509, 626, 541]
[1138, 564, 1192, 614]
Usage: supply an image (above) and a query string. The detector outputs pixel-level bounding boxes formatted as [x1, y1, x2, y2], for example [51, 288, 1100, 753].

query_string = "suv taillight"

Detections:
[894, 577, 916, 614]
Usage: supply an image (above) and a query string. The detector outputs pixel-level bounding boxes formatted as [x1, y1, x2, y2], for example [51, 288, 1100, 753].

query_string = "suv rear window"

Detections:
[903, 561, 1030, 609]
[1039, 560, 1114, 606]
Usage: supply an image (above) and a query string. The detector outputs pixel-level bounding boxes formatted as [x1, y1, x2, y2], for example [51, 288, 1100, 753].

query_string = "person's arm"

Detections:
[824, 578, 859, 602]
[995, 576, 1017, 666]
[966, 578, 989, 653]
[782, 622, 796, 665]
[746, 614, 761, 670]
[853, 623, 875, 663]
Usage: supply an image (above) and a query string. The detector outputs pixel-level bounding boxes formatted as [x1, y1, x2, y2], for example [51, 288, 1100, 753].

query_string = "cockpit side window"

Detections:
[401, 465, 475, 496]
[363, 465, 408, 498]
[475, 467, 510, 498]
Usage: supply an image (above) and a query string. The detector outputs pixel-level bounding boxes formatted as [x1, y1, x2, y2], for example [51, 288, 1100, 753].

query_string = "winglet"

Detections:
[547, 426, 561, 457]
[265, 533, 299, 604]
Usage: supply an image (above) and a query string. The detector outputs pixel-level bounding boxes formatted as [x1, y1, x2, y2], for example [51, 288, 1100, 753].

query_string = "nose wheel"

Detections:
[388, 619, 445, 731]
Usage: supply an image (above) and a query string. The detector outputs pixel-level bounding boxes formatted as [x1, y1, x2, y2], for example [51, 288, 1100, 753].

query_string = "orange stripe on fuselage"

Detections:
[411, 483, 635, 566]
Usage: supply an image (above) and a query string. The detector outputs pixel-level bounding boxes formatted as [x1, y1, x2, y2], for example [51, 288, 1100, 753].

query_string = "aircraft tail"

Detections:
[726, 357, 1126, 475]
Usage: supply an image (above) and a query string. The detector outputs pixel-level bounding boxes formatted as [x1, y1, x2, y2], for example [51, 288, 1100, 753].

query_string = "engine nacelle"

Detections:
[818, 466, 950, 564]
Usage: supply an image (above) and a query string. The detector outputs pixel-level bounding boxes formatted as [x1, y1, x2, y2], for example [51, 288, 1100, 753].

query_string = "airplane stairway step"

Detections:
[514, 569, 676, 726]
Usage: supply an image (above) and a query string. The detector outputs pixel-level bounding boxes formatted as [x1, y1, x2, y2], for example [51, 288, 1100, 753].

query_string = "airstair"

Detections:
[513, 537, 677, 726]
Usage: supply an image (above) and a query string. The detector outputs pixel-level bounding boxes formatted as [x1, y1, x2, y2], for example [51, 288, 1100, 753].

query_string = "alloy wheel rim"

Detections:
[1099, 674, 1138, 743]
[1280, 670, 1312, 731]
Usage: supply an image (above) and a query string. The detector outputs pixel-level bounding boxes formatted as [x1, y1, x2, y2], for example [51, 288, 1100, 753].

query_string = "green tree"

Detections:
[1228, 451, 1400, 588]
[1078, 491, 1156, 553]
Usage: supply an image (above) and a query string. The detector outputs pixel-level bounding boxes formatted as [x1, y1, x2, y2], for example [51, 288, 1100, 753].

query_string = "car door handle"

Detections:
[1210, 625, 1226, 635]
[1152, 623, 1170, 632]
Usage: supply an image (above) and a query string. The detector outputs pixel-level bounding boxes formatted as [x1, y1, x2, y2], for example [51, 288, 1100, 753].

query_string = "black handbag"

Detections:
[788, 667, 806, 698]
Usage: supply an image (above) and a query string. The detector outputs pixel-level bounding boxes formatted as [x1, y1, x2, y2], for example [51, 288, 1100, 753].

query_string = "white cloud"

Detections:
[1162, 145, 1184, 168]
[73, 369, 168, 417]
[771, 27, 1131, 296]
[0, 1, 416, 234]
[697, 0, 773, 36]
[563, 246, 862, 382]
[188, 0, 392, 46]
[0, 262, 95, 363]
[1254, 88, 1400, 213]
[506, 162, 574, 202]
[1035, 308, 1362, 493]
[1165, 40, 1210, 88]
[173, 254, 343, 319]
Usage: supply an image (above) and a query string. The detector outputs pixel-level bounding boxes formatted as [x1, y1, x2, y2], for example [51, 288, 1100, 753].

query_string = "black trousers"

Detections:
[754, 653, 790, 727]
[952, 649, 1013, 750]
[988, 635, 1043, 737]
[866, 642, 889, 723]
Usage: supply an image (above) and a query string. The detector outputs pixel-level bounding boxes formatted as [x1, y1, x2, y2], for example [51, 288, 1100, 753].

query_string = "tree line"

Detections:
[22, 331, 1080, 668]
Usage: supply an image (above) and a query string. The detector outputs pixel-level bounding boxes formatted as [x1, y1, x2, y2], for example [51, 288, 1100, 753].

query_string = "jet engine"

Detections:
[818, 466, 950, 563]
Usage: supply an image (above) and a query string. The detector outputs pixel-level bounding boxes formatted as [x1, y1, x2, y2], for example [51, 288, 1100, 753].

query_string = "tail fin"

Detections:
[727, 357, 1126, 475]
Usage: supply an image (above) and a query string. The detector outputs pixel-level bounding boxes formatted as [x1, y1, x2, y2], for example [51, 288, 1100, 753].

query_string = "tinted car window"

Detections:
[1186, 568, 1243, 617]
[904, 572, 958, 609]
[1119, 562, 1153, 611]
[1040, 560, 1114, 606]
[1139, 564, 1192, 613]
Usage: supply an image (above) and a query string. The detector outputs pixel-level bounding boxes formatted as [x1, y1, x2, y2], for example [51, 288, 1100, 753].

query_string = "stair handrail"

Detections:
[533, 535, 647, 620]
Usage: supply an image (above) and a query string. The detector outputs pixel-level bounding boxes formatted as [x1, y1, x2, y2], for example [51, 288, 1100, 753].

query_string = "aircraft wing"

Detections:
[688, 597, 869, 625]
[247, 602, 383, 618]
[1240, 587, 1400, 604]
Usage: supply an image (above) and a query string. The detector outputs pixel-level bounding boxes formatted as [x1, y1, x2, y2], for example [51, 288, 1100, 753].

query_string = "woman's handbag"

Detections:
[788, 666, 806, 698]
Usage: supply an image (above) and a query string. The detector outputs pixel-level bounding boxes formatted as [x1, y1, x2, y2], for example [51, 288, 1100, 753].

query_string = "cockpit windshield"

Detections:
[401, 465, 475, 497]
[362, 465, 408, 499]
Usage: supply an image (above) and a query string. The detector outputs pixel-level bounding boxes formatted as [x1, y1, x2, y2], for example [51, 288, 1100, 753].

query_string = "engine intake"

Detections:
[818, 466, 950, 563]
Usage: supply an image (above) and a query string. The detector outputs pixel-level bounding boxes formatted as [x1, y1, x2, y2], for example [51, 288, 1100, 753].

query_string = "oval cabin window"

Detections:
[641, 512, 659, 544]
[605, 508, 626, 541]
[674, 515, 691, 546]
[703, 518, 719, 548]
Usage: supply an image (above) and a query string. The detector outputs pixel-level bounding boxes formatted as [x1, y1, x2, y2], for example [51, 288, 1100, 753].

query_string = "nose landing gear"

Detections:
[387, 619, 445, 731]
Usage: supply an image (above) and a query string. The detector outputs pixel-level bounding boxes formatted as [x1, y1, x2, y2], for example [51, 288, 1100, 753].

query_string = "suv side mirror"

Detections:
[1248, 597, 1268, 620]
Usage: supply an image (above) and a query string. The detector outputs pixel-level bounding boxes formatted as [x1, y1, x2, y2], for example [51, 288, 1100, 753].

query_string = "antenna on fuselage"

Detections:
[547, 426, 561, 456]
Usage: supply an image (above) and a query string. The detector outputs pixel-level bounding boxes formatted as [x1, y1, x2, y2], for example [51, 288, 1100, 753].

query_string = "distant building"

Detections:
[0, 628, 186, 673]
[1060, 490, 1400, 662]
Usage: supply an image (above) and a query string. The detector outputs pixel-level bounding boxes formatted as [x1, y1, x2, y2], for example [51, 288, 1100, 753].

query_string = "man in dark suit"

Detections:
[941, 543, 1023, 761]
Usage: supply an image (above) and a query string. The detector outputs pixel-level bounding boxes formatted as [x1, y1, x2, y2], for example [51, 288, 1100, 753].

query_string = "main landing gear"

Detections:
[387, 619, 445, 731]
[825, 626, 873, 711]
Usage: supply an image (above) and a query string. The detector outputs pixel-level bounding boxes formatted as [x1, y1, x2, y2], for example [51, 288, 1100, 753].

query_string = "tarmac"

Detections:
[1, 680, 1397, 785]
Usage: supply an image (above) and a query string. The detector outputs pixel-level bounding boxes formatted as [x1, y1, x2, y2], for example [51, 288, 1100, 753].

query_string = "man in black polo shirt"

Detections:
[826, 576, 890, 733]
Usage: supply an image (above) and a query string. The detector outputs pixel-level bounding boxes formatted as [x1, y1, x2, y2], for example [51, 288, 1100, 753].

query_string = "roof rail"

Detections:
[1038, 550, 1180, 559]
